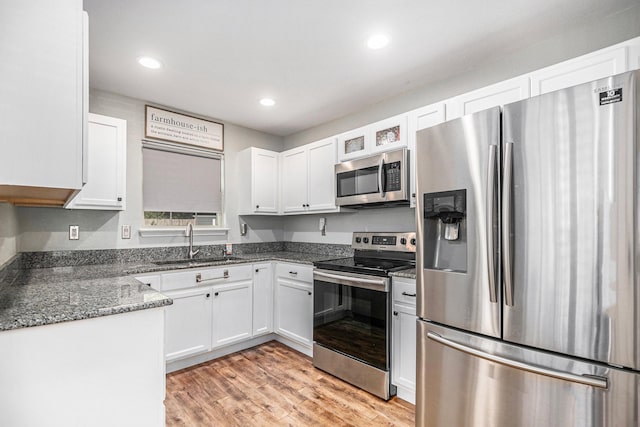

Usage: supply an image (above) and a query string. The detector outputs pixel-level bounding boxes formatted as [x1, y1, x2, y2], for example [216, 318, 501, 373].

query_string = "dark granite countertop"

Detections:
[0, 251, 342, 332]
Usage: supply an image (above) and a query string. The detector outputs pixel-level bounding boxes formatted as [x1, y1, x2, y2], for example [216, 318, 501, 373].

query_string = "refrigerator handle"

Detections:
[427, 332, 608, 389]
[502, 142, 515, 306]
[486, 144, 498, 303]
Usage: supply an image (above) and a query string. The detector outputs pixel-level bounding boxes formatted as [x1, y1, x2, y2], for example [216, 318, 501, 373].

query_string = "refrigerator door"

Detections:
[417, 321, 639, 427]
[416, 107, 501, 338]
[502, 70, 640, 369]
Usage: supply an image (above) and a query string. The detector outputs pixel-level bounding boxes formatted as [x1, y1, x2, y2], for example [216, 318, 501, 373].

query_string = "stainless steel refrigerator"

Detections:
[415, 70, 640, 426]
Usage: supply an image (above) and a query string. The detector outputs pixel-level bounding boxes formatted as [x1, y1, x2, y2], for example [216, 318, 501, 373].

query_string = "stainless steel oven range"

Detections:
[312, 231, 416, 400]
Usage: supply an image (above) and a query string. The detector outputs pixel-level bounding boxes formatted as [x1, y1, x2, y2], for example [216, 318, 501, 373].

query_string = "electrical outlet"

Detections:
[121, 225, 131, 239]
[225, 243, 233, 255]
[69, 225, 79, 240]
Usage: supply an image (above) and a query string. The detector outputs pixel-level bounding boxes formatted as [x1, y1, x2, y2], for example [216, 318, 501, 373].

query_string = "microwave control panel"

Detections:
[384, 162, 402, 191]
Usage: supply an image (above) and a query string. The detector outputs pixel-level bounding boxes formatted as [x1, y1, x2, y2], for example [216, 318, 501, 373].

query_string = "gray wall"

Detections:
[0, 203, 18, 265]
[17, 90, 285, 252]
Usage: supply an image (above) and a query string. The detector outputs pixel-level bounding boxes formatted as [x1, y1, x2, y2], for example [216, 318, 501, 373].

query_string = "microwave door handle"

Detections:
[378, 157, 385, 197]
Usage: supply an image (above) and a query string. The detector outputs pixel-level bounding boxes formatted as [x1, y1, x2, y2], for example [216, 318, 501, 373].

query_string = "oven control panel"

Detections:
[352, 232, 416, 252]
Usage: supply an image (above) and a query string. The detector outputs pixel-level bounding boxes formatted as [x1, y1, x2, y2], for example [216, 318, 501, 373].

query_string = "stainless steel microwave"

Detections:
[335, 148, 410, 207]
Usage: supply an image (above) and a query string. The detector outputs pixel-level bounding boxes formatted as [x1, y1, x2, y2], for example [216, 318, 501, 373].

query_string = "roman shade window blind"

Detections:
[142, 142, 222, 214]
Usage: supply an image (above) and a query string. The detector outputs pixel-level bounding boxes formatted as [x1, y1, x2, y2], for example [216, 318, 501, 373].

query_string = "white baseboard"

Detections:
[395, 385, 416, 405]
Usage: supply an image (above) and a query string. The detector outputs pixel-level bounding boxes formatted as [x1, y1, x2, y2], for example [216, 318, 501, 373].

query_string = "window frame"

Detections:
[139, 139, 228, 237]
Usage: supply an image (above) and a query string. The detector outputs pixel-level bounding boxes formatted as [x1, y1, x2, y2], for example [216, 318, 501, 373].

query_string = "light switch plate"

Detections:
[121, 225, 131, 239]
[69, 225, 79, 240]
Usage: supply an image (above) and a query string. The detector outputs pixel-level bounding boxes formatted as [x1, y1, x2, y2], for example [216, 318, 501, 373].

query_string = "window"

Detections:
[142, 141, 223, 227]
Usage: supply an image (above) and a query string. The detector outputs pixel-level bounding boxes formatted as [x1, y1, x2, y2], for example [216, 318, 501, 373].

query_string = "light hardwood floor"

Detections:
[166, 340, 415, 426]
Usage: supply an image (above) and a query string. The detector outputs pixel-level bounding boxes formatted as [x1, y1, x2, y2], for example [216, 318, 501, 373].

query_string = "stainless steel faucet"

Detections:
[186, 223, 199, 259]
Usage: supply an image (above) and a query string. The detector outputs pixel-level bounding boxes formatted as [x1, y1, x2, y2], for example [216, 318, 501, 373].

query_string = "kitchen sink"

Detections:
[153, 256, 242, 266]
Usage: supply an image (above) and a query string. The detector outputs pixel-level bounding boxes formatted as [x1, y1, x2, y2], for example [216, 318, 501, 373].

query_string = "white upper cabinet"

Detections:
[337, 125, 371, 162]
[630, 38, 640, 71]
[0, 0, 87, 206]
[66, 114, 126, 210]
[337, 115, 408, 162]
[369, 114, 408, 154]
[530, 45, 628, 96]
[281, 137, 338, 214]
[237, 147, 279, 214]
[446, 76, 530, 120]
[407, 103, 446, 208]
[281, 147, 308, 213]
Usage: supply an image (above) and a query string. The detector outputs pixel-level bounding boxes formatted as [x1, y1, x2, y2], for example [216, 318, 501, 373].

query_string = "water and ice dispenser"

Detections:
[423, 189, 467, 273]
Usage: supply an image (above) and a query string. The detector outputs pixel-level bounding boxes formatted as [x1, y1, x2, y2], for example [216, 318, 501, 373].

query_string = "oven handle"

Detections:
[313, 270, 389, 292]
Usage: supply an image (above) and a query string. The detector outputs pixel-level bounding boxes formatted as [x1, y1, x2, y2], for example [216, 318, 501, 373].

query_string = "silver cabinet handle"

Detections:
[289, 271, 298, 276]
[502, 142, 514, 306]
[401, 292, 416, 297]
[223, 269, 229, 279]
[486, 144, 498, 303]
[378, 157, 385, 197]
[427, 332, 608, 389]
[196, 273, 202, 283]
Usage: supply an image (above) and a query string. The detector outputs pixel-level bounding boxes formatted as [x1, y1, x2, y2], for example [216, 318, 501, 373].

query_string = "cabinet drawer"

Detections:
[161, 264, 253, 291]
[275, 263, 313, 283]
[393, 278, 417, 306]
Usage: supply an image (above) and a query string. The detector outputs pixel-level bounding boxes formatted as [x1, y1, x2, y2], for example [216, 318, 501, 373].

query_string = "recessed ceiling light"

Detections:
[260, 98, 276, 107]
[138, 56, 163, 69]
[367, 34, 390, 50]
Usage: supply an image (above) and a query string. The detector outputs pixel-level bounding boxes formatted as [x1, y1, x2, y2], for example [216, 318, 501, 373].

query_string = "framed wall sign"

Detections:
[145, 105, 224, 151]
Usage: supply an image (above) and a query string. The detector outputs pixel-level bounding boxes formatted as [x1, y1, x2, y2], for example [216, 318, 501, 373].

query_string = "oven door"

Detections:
[335, 148, 409, 206]
[313, 269, 391, 370]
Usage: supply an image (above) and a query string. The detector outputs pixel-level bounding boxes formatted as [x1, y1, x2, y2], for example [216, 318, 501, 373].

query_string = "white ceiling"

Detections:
[84, 0, 637, 136]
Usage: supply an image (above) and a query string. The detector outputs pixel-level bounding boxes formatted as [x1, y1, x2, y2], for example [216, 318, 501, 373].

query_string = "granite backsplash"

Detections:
[10, 241, 353, 270]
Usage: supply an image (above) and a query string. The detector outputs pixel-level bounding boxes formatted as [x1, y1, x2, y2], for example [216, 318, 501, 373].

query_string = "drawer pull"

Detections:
[223, 269, 229, 279]
[196, 273, 202, 283]
[401, 292, 417, 297]
[214, 292, 219, 297]
[289, 271, 298, 276]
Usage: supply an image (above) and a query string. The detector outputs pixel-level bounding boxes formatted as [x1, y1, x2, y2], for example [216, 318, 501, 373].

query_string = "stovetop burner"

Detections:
[314, 232, 416, 277]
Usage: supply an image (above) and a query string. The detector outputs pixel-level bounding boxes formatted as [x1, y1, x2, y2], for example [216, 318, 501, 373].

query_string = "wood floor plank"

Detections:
[165, 340, 415, 427]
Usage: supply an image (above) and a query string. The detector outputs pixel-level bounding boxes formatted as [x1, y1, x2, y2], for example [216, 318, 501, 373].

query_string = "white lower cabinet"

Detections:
[164, 286, 213, 362]
[142, 261, 314, 367]
[212, 280, 253, 347]
[253, 263, 273, 336]
[392, 277, 417, 404]
[275, 264, 313, 347]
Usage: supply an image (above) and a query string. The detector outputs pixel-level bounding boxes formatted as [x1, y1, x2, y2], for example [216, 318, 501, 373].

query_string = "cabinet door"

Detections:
[275, 278, 313, 347]
[306, 138, 337, 211]
[530, 46, 627, 96]
[281, 147, 308, 213]
[252, 263, 273, 336]
[212, 280, 253, 348]
[66, 113, 126, 210]
[392, 302, 417, 403]
[337, 126, 371, 162]
[446, 76, 530, 120]
[407, 103, 446, 207]
[253, 149, 279, 213]
[0, 0, 85, 191]
[369, 114, 408, 154]
[164, 287, 212, 362]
